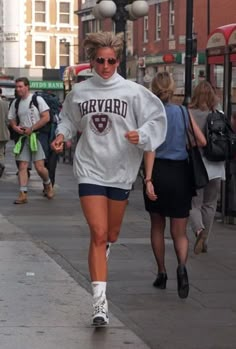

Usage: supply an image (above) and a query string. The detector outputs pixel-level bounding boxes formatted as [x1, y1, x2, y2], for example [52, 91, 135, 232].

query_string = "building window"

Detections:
[82, 19, 101, 35]
[35, 0, 46, 22]
[155, 3, 161, 40]
[35, 41, 46, 66]
[169, 0, 175, 38]
[144, 16, 148, 43]
[60, 42, 70, 66]
[60, 2, 70, 24]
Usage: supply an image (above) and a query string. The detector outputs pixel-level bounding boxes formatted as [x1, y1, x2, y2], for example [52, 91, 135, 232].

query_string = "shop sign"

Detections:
[145, 55, 165, 65]
[29, 80, 63, 90]
[0, 32, 19, 42]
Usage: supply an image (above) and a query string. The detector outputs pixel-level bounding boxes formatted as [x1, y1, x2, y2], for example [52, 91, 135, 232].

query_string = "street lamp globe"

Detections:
[92, 5, 105, 19]
[98, 0, 117, 17]
[124, 4, 138, 20]
[131, 0, 148, 17]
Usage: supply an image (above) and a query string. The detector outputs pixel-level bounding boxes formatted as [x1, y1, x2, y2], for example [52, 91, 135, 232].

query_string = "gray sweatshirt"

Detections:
[57, 72, 167, 189]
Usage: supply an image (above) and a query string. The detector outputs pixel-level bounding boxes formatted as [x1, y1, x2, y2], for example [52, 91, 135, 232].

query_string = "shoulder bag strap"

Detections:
[179, 105, 198, 149]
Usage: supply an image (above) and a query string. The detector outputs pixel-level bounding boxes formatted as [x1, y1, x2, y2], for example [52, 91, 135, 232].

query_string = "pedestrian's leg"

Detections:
[149, 213, 166, 271]
[170, 218, 188, 265]
[189, 188, 207, 254]
[47, 150, 58, 186]
[80, 195, 109, 325]
[80, 195, 127, 326]
[0, 141, 6, 177]
[201, 178, 221, 250]
[149, 213, 168, 289]
[14, 161, 29, 204]
[106, 198, 128, 259]
[189, 188, 204, 234]
[34, 160, 54, 199]
[170, 217, 189, 298]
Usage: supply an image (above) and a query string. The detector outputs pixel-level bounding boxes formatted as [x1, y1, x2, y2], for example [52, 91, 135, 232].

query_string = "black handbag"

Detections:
[180, 106, 209, 190]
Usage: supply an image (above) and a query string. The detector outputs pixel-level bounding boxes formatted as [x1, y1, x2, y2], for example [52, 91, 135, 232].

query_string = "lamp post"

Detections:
[207, 0, 210, 35]
[183, 0, 194, 106]
[92, 0, 149, 78]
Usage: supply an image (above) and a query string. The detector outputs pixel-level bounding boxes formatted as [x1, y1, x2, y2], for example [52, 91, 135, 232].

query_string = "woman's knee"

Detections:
[90, 226, 107, 246]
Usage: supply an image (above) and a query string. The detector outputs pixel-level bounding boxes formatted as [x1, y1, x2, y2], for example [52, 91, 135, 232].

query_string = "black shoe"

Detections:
[177, 265, 189, 299]
[153, 272, 168, 289]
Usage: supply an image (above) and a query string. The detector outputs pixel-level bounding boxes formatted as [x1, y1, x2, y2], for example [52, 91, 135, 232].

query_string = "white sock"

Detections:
[91, 281, 107, 305]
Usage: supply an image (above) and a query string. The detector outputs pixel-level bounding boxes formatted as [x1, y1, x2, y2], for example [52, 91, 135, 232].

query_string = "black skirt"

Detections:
[143, 158, 193, 218]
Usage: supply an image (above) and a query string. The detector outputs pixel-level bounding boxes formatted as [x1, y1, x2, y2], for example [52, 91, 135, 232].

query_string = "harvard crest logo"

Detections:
[90, 114, 112, 135]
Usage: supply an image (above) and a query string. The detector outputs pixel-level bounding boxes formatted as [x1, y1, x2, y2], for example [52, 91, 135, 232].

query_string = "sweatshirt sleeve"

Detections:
[55, 90, 81, 141]
[134, 86, 167, 151]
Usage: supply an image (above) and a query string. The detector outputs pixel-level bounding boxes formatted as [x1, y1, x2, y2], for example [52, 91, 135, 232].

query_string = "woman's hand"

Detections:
[51, 134, 65, 153]
[125, 130, 139, 144]
[145, 181, 157, 201]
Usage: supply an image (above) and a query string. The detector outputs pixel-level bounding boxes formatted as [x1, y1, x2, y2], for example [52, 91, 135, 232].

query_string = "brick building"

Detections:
[76, 0, 236, 92]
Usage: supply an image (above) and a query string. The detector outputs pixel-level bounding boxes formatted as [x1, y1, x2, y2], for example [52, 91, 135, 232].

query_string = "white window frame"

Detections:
[155, 3, 161, 41]
[58, 38, 71, 67]
[143, 16, 148, 43]
[32, 0, 50, 29]
[57, 0, 74, 29]
[169, 0, 175, 39]
[33, 36, 50, 68]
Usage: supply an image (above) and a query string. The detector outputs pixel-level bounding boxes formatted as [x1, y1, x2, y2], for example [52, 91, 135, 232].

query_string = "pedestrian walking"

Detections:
[0, 88, 10, 177]
[8, 77, 54, 204]
[188, 81, 225, 254]
[51, 31, 167, 326]
[143, 72, 206, 298]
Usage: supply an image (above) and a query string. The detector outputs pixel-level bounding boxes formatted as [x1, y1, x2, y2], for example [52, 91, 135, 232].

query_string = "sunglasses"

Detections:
[95, 57, 117, 65]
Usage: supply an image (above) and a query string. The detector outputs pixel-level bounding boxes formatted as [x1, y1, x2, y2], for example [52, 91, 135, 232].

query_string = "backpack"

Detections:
[204, 110, 236, 161]
[9, 92, 61, 141]
[32, 91, 61, 125]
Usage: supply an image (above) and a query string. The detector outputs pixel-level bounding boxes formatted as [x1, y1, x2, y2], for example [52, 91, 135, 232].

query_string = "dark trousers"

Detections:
[45, 150, 58, 186]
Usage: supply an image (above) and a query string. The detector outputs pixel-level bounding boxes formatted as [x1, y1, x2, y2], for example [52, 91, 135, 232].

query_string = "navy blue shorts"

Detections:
[78, 184, 130, 201]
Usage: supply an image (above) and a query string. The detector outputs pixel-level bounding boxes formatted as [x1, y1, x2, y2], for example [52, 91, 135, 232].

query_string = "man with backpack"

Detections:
[34, 90, 62, 188]
[8, 77, 54, 204]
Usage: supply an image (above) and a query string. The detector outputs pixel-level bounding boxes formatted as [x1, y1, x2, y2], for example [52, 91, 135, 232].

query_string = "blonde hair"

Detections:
[151, 71, 175, 103]
[83, 31, 124, 61]
[189, 81, 217, 110]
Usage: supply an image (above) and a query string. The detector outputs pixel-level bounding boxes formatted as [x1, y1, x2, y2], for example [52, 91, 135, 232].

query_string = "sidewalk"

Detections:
[0, 142, 236, 349]
[0, 145, 149, 349]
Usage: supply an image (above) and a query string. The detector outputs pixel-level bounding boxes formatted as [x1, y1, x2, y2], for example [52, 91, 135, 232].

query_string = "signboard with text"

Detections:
[29, 80, 63, 90]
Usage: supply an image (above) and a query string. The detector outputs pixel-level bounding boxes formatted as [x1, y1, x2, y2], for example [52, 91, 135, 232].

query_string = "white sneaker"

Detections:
[92, 298, 109, 326]
[106, 243, 111, 260]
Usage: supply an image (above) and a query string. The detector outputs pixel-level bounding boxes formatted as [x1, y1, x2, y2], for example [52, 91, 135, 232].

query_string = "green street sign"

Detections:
[29, 80, 64, 90]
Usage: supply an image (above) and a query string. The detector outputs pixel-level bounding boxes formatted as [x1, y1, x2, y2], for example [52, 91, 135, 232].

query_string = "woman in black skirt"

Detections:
[143, 72, 206, 298]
